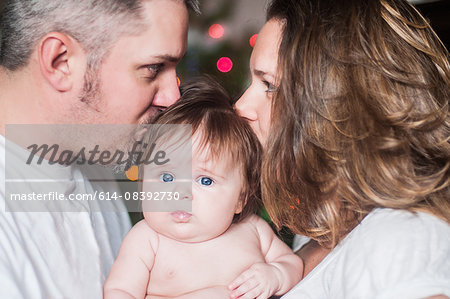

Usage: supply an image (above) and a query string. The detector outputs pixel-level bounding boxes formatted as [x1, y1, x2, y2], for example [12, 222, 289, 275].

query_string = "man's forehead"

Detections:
[139, 0, 189, 22]
[134, 0, 188, 54]
[106, 0, 188, 64]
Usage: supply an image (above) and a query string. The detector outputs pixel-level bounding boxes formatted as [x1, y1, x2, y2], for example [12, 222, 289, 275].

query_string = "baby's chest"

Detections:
[148, 231, 265, 296]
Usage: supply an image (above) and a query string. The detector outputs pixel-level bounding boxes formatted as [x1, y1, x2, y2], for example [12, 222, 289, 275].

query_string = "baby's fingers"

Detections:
[228, 268, 254, 291]
[256, 290, 271, 299]
[229, 272, 260, 299]
[237, 287, 264, 299]
[229, 279, 261, 299]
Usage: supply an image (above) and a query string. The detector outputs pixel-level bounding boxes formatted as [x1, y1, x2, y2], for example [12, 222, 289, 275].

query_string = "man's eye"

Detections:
[197, 177, 213, 186]
[160, 173, 174, 182]
[263, 80, 277, 93]
[145, 64, 163, 79]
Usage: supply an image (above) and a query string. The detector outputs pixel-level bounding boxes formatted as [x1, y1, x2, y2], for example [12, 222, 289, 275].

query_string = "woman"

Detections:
[236, 0, 450, 298]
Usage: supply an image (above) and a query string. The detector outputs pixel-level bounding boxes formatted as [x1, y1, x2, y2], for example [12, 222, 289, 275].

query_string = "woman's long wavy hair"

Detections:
[263, 0, 450, 246]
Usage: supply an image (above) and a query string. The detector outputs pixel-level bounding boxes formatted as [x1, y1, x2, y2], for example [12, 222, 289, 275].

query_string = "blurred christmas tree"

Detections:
[177, 0, 262, 101]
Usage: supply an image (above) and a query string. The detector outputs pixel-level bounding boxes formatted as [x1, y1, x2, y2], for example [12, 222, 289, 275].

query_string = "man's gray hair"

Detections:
[0, 0, 200, 71]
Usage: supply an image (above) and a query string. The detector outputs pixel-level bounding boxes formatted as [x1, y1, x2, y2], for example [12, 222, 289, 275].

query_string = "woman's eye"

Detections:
[197, 177, 213, 186]
[160, 173, 174, 182]
[263, 81, 277, 93]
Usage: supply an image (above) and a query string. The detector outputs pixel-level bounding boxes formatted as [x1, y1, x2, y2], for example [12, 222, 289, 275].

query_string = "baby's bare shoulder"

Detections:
[242, 214, 273, 231]
[133, 219, 156, 233]
[128, 219, 159, 249]
[240, 214, 264, 226]
[228, 214, 272, 238]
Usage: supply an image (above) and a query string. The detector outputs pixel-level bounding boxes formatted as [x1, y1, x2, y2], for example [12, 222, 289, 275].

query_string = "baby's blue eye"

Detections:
[161, 173, 174, 182]
[198, 177, 213, 186]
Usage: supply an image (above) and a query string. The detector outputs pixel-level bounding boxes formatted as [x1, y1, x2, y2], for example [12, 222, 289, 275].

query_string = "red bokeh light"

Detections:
[217, 57, 233, 73]
[208, 24, 225, 39]
[249, 34, 258, 47]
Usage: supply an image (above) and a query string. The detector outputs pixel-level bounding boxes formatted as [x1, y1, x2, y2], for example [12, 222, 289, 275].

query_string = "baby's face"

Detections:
[142, 133, 244, 243]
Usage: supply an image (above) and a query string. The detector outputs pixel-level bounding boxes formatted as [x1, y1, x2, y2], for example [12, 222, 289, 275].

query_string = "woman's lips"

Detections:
[171, 211, 192, 222]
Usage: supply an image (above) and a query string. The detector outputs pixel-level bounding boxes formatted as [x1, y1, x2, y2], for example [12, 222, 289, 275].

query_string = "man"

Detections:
[0, 0, 199, 297]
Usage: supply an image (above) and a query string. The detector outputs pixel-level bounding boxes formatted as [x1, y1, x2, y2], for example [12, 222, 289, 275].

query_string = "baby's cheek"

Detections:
[143, 212, 166, 233]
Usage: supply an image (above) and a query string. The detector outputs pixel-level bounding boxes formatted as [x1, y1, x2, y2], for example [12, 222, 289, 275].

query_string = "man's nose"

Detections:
[152, 70, 181, 108]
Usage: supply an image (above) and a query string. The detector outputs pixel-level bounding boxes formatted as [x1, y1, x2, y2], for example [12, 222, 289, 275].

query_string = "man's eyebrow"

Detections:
[153, 54, 184, 63]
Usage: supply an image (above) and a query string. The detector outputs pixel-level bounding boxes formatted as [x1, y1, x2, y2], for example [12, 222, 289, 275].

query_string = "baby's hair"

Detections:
[142, 76, 262, 223]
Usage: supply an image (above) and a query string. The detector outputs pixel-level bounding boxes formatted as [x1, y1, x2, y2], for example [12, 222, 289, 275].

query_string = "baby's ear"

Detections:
[234, 196, 246, 214]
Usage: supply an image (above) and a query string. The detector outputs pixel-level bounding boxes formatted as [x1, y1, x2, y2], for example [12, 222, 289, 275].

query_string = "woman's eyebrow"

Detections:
[253, 69, 275, 80]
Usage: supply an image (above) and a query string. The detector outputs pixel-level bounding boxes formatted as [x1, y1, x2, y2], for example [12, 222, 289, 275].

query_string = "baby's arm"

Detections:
[229, 216, 303, 299]
[104, 220, 157, 299]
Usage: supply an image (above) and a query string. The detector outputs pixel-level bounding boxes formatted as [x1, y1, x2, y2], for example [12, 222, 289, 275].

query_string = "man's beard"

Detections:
[79, 63, 101, 105]
[76, 65, 165, 174]
[76, 66, 137, 172]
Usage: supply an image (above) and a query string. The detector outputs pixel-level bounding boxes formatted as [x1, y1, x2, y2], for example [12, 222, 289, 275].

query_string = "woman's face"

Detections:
[235, 19, 283, 145]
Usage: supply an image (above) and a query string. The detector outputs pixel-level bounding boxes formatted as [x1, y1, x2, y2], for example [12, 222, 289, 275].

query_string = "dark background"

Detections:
[177, 0, 450, 101]
[415, 0, 450, 49]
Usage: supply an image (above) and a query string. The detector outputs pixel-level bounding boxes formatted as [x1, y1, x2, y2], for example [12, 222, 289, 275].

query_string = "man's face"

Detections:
[76, 0, 189, 124]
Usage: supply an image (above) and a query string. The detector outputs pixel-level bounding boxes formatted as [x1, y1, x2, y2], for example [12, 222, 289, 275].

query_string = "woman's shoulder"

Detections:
[355, 208, 449, 240]
[342, 208, 450, 267]
[331, 208, 450, 297]
[282, 208, 450, 298]
[350, 208, 450, 254]
[363, 207, 449, 226]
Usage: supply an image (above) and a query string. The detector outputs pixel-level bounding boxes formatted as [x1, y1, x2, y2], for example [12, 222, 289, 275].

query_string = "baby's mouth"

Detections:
[170, 211, 192, 223]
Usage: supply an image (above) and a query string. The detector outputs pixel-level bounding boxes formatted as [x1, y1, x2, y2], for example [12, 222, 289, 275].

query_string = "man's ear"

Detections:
[38, 32, 84, 92]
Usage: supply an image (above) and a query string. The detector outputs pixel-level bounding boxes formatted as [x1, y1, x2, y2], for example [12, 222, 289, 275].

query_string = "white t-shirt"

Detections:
[283, 208, 450, 299]
[0, 134, 131, 298]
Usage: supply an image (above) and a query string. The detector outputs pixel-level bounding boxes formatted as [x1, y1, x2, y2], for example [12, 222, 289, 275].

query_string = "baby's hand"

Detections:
[228, 262, 282, 299]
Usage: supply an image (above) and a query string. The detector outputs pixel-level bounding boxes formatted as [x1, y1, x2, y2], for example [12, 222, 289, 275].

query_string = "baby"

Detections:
[104, 78, 303, 299]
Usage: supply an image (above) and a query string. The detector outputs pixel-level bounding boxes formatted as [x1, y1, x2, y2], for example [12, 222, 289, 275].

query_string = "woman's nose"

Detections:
[235, 89, 258, 121]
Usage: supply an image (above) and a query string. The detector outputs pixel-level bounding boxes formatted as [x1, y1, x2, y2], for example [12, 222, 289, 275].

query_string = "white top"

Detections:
[283, 208, 450, 299]
[0, 134, 131, 298]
